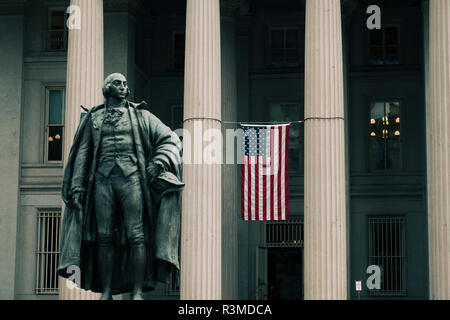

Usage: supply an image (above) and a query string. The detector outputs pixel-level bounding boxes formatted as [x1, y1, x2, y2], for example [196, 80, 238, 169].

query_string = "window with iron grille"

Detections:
[47, 8, 68, 51]
[368, 25, 399, 65]
[266, 219, 304, 247]
[36, 210, 62, 295]
[269, 28, 300, 68]
[368, 216, 407, 296]
[45, 87, 65, 163]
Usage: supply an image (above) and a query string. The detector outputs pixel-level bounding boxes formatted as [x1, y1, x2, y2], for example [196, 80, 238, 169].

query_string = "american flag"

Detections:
[241, 124, 290, 221]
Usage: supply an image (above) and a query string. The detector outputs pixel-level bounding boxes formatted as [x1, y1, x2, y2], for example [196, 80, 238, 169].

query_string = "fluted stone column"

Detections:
[426, 0, 450, 300]
[58, 0, 103, 300]
[304, 0, 347, 300]
[0, 0, 25, 300]
[221, 1, 239, 300]
[181, 0, 222, 299]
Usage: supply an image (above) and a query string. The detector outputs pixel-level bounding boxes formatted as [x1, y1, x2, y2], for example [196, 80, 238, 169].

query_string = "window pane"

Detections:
[285, 48, 299, 59]
[369, 102, 401, 171]
[271, 30, 284, 49]
[49, 90, 63, 124]
[369, 29, 383, 46]
[386, 138, 401, 170]
[48, 126, 63, 161]
[271, 48, 284, 67]
[370, 137, 386, 170]
[285, 30, 298, 49]
[370, 102, 385, 122]
[386, 101, 400, 122]
[285, 49, 299, 67]
[50, 11, 65, 30]
[385, 27, 398, 45]
[385, 46, 399, 65]
[174, 33, 185, 51]
[174, 51, 185, 71]
[369, 46, 384, 65]
[288, 141, 300, 172]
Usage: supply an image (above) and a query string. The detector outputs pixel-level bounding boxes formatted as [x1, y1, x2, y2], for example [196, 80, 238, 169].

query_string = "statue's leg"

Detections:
[130, 246, 145, 300]
[94, 174, 115, 300]
[120, 173, 145, 300]
[97, 246, 114, 300]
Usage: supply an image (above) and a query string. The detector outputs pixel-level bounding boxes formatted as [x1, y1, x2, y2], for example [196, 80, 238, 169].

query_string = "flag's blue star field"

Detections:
[242, 126, 267, 157]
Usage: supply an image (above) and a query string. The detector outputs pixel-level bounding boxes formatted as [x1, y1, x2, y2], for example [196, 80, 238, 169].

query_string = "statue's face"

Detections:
[108, 74, 128, 100]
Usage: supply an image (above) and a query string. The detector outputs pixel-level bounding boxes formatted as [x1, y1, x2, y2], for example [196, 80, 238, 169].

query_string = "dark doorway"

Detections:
[267, 247, 303, 300]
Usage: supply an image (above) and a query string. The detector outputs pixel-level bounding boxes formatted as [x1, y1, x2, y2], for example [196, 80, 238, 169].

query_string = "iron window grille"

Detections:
[36, 210, 62, 295]
[266, 219, 304, 248]
[368, 216, 407, 296]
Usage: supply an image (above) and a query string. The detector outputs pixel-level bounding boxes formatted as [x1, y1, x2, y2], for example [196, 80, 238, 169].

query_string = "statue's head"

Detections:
[102, 73, 130, 100]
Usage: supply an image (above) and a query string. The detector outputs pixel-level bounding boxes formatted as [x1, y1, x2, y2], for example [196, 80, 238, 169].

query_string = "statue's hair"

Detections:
[102, 73, 130, 99]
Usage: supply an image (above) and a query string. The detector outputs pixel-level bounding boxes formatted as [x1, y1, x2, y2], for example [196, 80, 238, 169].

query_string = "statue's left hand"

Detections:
[146, 161, 165, 183]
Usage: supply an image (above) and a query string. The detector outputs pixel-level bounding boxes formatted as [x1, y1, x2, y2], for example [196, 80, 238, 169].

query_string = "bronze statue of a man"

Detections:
[57, 73, 184, 300]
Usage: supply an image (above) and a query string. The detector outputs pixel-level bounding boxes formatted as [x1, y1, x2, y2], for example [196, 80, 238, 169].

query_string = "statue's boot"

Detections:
[98, 246, 114, 300]
[131, 245, 145, 300]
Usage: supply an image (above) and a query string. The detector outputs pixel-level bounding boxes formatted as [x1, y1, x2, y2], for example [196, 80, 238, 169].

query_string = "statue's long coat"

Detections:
[57, 101, 184, 295]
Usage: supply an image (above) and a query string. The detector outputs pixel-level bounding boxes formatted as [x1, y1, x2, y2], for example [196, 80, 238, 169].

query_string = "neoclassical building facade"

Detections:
[0, 0, 448, 300]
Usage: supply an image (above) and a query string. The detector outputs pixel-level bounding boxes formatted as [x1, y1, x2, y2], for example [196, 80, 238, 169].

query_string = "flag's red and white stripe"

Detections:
[241, 124, 289, 221]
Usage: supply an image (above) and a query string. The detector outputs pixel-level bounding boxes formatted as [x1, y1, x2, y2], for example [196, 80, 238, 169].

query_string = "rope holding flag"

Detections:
[241, 124, 290, 221]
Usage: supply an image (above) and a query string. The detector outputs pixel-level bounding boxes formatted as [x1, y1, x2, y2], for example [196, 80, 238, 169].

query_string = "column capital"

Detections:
[0, 0, 27, 15]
